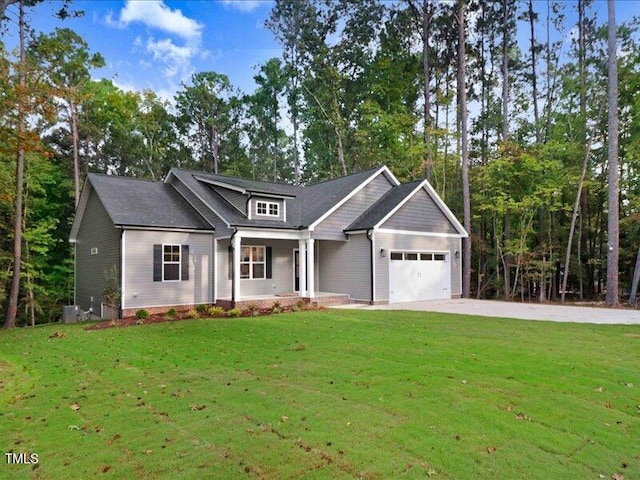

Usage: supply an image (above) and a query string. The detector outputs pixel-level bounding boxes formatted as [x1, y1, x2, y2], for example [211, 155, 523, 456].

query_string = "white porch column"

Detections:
[233, 234, 241, 301]
[298, 239, 307, 297]
[307, 238, 315, 298]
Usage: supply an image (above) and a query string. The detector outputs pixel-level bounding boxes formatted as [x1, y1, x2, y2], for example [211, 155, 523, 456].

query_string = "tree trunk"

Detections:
[422, 0, 432, 181]
[70, 98, 81, 207]
[605, 0, 619, 306]
[527, 0, 541, 143]
[629, 246, 640, 306]
[458, 0, 471, 298]
[4, 0, 25, 329]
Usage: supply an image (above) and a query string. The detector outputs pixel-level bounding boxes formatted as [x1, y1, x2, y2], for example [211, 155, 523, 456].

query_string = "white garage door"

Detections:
[389, 252, 449, 303]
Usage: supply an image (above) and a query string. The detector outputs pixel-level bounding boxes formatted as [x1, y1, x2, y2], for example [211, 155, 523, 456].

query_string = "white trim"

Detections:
[307, 238, 315, 298]
[308, 166, 400, 231]
[118, 226, 214, 234]
[232, 235, 241, 301]
[213, 238, 218, 304]
[283, 200, 287, 223]
[121, 231, 126, 310]
[69, 181, 96, 241]
[421, 181, 468, 237]
[73, 242, 77, 306]
[162, 243, 182, 282]
[235, 228, 308, 241]
[255, 200, 280, 217]
[376, 228, 465, 238]
[370, 231, 376, 303]
[193, 176, 247, 194]
[298, 239, 307, 297]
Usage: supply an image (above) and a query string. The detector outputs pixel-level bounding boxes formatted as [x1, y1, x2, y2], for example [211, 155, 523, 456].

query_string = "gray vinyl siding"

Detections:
[169, 177, 233, 238]
[313, 174, 394, 240]
[251, 197, 285, 222]
[123, 230, 212, 309]
[216, 239, 298, 298]
[374, 232, 462, 300]
[318, 236, 371, 301]
[75, 188, 121, 313]
[216, 186, 247, 214]
[381, 188, 459, 233]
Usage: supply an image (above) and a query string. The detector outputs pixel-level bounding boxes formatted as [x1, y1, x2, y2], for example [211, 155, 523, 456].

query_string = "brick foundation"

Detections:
[216, 294, 351, 310]
[121, 304, 205, 319]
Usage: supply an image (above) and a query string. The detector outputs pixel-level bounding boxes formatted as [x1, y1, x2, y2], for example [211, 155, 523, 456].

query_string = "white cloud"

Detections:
[220, 1, 266, 13]
[146, 37, 196, 80]
[118, 0, 202, 41]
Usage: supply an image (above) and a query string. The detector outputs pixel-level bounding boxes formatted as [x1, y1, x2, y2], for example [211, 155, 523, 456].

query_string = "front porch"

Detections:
[215, 292, 352, 310]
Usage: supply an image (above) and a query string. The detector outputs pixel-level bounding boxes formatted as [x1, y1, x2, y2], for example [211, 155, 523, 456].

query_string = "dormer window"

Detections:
[256, 200, 279, 217]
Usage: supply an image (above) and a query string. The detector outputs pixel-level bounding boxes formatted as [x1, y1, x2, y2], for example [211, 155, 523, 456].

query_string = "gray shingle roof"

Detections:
[88, 173, 211, 230]
[168, 165, 387, 229]
[345, 181, 423, 231]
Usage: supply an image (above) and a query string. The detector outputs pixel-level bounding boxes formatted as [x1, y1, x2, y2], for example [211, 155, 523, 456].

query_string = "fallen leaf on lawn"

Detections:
[612, 474, 624, 480]
[280, 415, 289, 422]
[461, 379, 468, 384]
[68, 425, 80, 431]
[605, 402, 612, 409]
[70, 403, 80, 411]
[49, 331, 66, 339]
[143, 449, 152, 455]
[515, 412, 530, 421]
[190, 404, 206, 411]
[487, 446, 497, 454]
[595, 387, 604, 392]
[102, 466, 111, 473]
[506, 406, 513, 412]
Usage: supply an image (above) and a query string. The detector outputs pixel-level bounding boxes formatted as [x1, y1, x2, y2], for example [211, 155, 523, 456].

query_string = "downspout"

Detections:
[367, 229, 375, 304]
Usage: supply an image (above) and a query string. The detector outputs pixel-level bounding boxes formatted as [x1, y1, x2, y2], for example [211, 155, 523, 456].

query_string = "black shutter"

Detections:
[266, 246, 272, 279]
[153, 244, 162, 282]
[181, 245, 189, 281]
[228, 245, 233, 280]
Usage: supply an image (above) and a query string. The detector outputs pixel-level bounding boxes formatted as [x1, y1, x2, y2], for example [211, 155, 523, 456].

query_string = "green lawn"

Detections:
[1, 309, 639, 479]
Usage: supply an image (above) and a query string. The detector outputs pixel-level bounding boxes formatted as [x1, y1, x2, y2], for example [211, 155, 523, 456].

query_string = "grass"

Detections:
[1, 309, 639, 479]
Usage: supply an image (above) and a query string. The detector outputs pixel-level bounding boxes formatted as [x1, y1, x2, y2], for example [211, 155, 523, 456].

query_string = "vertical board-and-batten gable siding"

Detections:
[168, 177, 233, 237]
[381, 188, 459, 234]
[318, 236, 371, 301]
[123, 230, 212, 309]
[374, 232, 462, 300]
[251, 197, 285, 222]
[313, 174, 394, 240]
[75, 188, 121, 311]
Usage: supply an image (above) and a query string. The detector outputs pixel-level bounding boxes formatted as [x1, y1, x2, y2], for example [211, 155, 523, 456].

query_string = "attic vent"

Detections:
[91, 247, 98, 255]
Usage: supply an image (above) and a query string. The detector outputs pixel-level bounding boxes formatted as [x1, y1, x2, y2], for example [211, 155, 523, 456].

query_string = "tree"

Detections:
[605, 0, 619, 305]
[458, 0, 471, 298]
[28, 27, 104, 207]
[175, 72, 244, 175]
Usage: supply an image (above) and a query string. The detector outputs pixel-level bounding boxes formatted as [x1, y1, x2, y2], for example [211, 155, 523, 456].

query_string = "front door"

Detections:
[293, 249, 300, 291]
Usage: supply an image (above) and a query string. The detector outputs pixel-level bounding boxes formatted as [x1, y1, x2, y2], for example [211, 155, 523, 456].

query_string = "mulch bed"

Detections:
[84, 305, 316, 331]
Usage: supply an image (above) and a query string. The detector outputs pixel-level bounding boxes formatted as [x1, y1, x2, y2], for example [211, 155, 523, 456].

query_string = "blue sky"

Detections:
[3, 0, 638, 103]
[14, 0, 280, 100]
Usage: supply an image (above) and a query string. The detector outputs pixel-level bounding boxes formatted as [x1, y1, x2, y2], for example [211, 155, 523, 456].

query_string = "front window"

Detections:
[240, 246, 265, 279]
[163, 244, 181, 281]
[256, 200, 279, 217]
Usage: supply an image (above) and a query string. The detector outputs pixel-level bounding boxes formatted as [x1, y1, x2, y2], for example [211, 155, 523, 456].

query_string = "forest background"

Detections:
[1, 0, 639, 327]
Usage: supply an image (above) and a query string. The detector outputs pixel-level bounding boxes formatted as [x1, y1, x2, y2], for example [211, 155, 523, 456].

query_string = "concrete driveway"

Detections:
[340, 299, 640, 325]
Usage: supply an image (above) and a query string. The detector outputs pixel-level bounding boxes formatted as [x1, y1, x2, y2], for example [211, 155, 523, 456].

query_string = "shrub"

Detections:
[208, 306, 225, 317]
[296, 299, 308, 311]
[184, 309, 199, 319]
[135, 309, 150, 320]
[165, 308, 178, 320]
[226, 307, 241, 318]
[196, 304, 208, 313]
[246, 304, 260, 317]
[272, 302, 282, 314]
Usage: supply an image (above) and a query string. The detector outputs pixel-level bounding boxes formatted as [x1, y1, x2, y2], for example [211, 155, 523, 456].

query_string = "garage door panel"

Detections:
[389, 252, 449, 303]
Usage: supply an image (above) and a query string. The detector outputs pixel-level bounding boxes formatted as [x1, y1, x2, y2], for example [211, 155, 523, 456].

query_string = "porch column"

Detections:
[233, 234, 241, 302]
[298, 239, 307, 297]
[307, 238, 315, 298]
